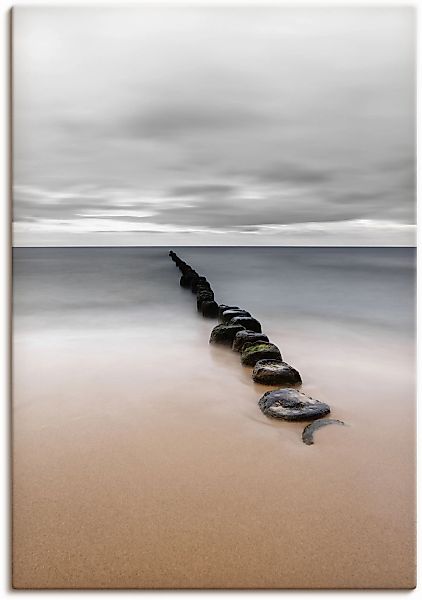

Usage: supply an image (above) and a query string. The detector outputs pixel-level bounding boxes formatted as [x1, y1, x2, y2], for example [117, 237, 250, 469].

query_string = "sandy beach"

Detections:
[12, 247, 416, 588]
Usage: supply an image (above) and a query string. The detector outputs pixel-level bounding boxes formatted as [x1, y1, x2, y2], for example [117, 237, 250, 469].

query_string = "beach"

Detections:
[12, 246, 416, 588]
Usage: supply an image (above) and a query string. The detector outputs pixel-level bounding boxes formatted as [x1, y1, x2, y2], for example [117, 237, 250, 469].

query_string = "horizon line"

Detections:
[11, 244, 417, 249]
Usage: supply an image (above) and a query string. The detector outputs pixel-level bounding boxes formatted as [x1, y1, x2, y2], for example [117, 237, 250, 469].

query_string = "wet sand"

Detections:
[12, 248, 416, 588]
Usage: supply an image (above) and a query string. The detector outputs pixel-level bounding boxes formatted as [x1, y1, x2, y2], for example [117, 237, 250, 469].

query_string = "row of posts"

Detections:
[168, 250, 345, 445]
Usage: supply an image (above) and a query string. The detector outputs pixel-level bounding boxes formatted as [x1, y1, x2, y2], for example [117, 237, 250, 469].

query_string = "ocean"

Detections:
[13, 246, 415, 333]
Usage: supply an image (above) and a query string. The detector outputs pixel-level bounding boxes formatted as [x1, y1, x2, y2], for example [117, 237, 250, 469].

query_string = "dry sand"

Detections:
[12, 315, 415, 589]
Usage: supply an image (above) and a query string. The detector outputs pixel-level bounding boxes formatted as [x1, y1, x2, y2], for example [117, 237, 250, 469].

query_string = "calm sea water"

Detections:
[13, 247, 415, 337]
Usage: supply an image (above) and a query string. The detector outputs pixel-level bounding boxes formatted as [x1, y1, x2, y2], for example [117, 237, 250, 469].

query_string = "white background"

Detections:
[1, 0, 420, 597]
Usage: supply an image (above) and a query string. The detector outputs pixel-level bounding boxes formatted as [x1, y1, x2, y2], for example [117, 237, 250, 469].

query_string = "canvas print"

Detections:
[12, 5, 416, 589]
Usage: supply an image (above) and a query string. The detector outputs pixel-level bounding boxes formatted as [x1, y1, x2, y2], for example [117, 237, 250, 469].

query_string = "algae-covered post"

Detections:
[232, 330, 269, 352]
[229, 315, 262, 333]
[240, 342, 282, 366]
[221, 309, 251, 324]
[202, 301, 219, 318]
[209, 323, 246, 345]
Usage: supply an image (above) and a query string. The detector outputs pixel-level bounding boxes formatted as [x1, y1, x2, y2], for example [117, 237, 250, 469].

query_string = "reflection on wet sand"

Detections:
[12, 247, 415, 588]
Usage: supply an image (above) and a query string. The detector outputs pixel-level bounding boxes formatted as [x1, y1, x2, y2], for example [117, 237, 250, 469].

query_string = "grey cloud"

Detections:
[13, 197, 103, 221]
[167, 183, 236, 197]
[154, 194, 360, 229]
[12, 6, 415, 246]
[236, 163, 333, 186]
[81, 215, 153, 223]
[13, 187, 139, 222]
[121, 103, 266, 140]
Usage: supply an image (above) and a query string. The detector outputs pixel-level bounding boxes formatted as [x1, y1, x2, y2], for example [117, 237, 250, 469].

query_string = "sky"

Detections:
[13, 5, 415, 246]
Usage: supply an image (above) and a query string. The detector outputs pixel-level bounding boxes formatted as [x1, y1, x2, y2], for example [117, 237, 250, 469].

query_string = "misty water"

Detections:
[13, 246, 415, 336]
[12, 246, 416, 588]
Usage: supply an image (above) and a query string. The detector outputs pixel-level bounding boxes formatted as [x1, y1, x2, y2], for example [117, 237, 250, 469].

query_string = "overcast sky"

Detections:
[13, 6, 415, 246]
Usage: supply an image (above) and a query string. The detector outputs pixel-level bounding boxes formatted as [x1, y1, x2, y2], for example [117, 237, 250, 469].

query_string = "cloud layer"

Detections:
[13, 6, 415, 246]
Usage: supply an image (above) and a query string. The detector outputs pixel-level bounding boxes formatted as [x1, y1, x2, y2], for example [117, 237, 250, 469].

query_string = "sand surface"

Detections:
[12, 247, 416, 588]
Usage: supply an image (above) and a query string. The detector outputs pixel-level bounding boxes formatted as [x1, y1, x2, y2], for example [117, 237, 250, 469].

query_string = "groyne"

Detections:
[169, 250, 344, 444]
